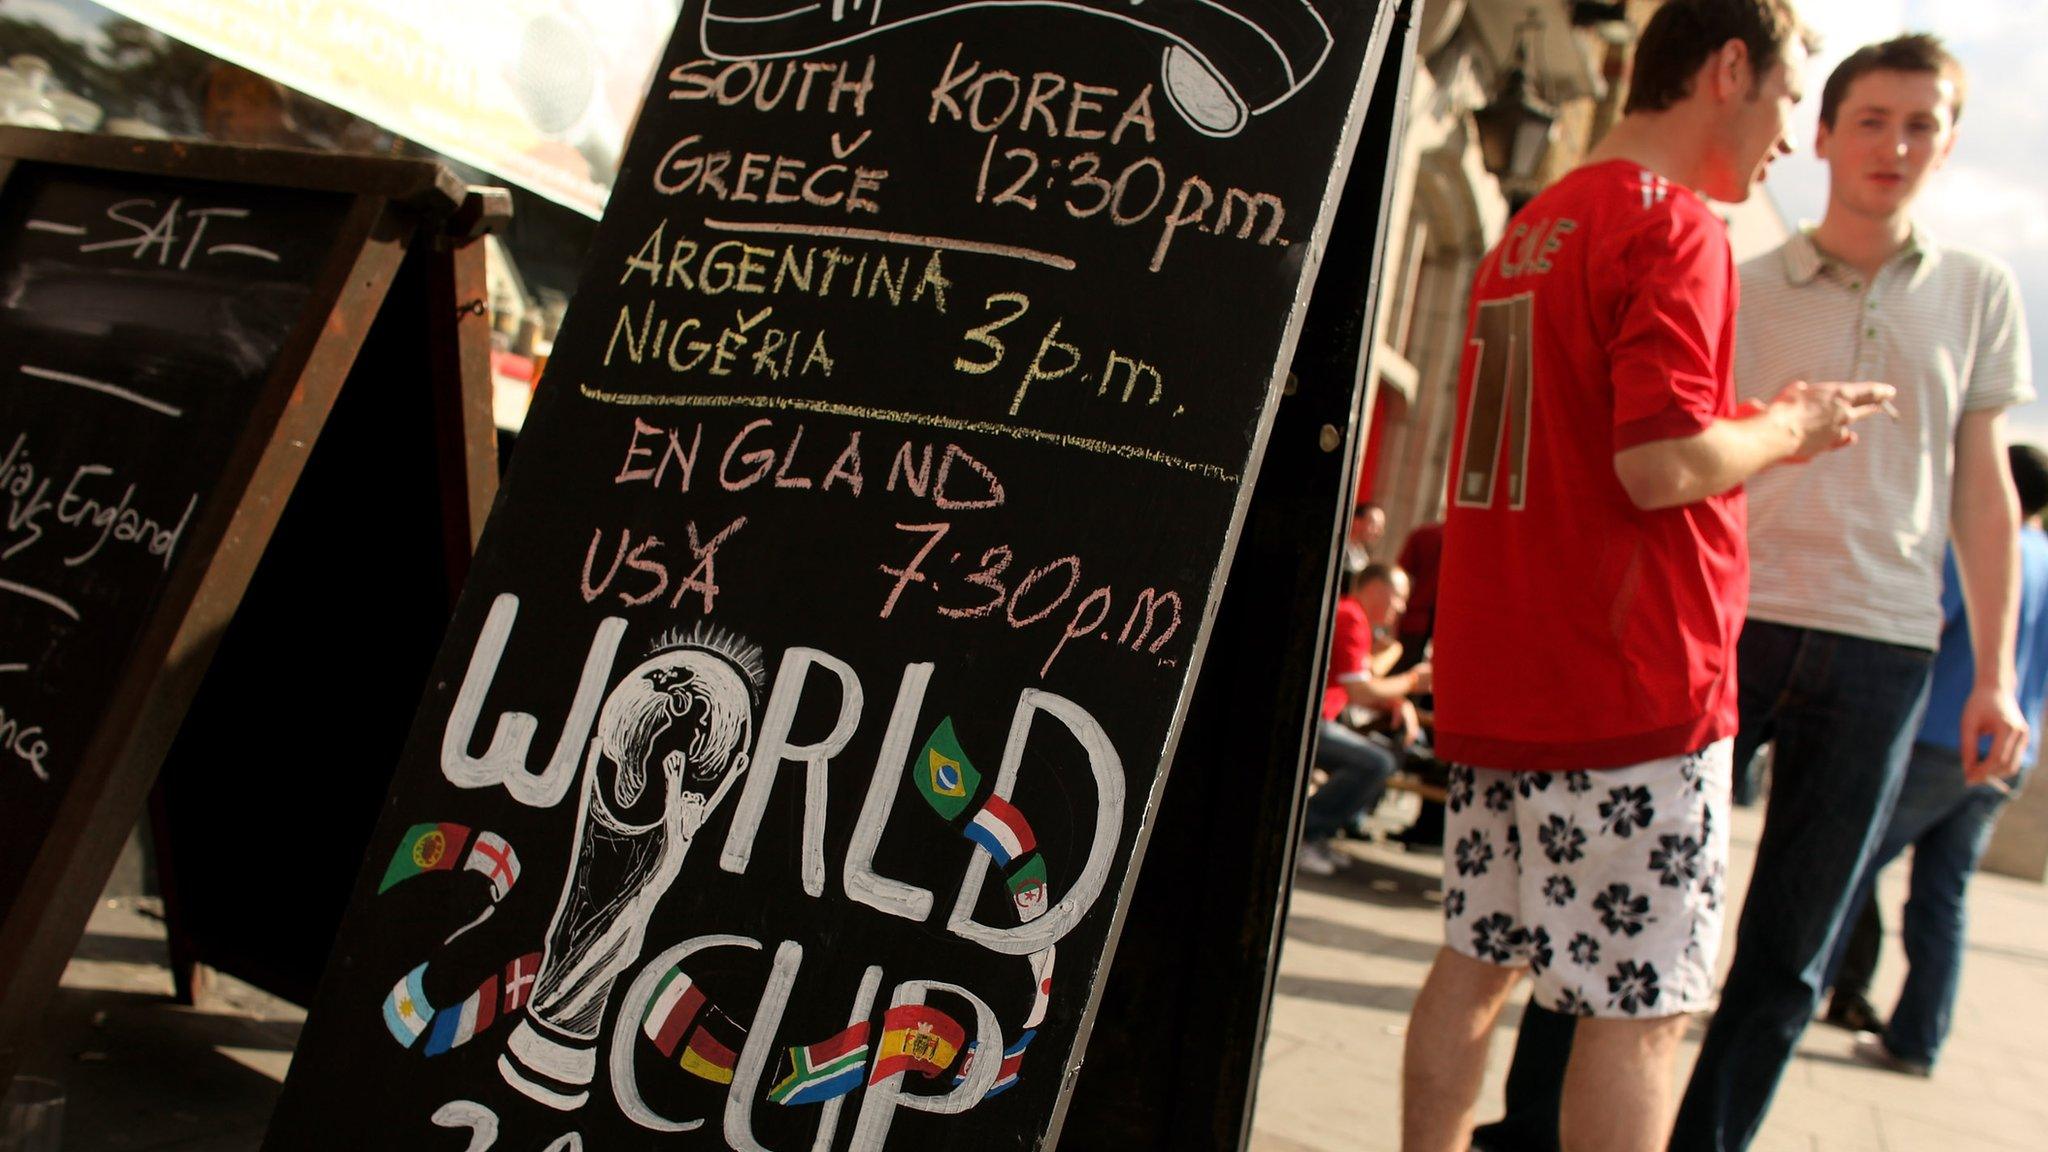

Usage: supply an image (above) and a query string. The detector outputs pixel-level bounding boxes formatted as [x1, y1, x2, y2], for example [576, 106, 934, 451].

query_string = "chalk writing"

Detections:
[613, 416, 1004, 511]
[878, 522, 1183, 676]
[0, 433, 196, 574]
[923, 44, 1291, 270]
[604, 301, 836, 381]
[653, 134, 889, 214]
[620, 221, 956, 309]
[578, 518, 747, 612]
[702, 218, 1073, 272]
[969, 134, 1288, 271]
[31, 196, 284, 269]
[21, 365, 183, 419]
[952, 291, 1178, 417]
[669, 56, 877, 118]
[578, 385, 1237, 482]
[0, 699, 51, 783]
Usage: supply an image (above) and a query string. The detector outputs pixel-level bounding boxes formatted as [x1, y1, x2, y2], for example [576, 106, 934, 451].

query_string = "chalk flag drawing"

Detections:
[699, 0, 1333, 137]
[499, 624, 767, 1111]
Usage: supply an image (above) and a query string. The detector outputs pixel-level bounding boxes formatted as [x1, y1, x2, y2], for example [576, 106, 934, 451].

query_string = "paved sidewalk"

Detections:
[17, 799, 2048, 1149]
[1250, 801, 2048, 1151]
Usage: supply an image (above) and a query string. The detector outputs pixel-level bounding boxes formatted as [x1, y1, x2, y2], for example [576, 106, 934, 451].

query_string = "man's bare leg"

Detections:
[1403, 947, 1523, 1151]
[1558, 1014, 1690, 1152]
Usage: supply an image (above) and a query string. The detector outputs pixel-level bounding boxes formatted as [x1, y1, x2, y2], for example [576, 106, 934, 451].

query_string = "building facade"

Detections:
[1361, 0, 1785, 554]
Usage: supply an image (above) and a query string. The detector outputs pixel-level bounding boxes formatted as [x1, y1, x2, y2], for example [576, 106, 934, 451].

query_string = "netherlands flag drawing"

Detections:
[382, 964, 434, 1048]
[964, 795, 1036, 868]
[423, 973, 500, 1056]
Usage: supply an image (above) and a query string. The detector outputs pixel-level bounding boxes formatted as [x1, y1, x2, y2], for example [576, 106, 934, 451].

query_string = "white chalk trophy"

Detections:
[696, 0, 1334, 138]
[498, 623, 767, 1111]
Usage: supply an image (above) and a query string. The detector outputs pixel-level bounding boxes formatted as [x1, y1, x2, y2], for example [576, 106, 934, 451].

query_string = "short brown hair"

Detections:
[1625, 0, 1813, 115]
[1818, 33, 1966, 128]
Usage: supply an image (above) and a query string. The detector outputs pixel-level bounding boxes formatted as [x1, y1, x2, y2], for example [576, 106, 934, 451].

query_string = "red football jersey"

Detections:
[1432, 161, 1747, 770]
[1323, 598, 1370, 722]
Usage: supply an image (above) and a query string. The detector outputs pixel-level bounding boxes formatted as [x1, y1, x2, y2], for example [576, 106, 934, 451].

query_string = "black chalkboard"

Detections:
[268, 2, 1400, 1148]
[0, 129, 480, 1078]
[0, 162, 348, 894]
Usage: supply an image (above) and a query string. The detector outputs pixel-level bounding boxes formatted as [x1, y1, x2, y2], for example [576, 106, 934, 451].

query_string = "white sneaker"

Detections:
[1297, 840, 1340, 876]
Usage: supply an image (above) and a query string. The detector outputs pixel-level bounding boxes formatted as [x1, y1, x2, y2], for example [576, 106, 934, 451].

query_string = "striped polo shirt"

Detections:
[1737, 227, 2034, 650]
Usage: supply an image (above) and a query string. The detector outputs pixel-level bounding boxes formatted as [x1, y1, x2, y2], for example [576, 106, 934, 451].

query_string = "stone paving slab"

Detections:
[1250, 803, 2048, 1151]
[16, 798, 2048, 1150]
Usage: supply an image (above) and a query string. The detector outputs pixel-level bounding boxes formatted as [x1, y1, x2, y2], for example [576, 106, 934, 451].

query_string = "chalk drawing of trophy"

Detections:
[499, 625, 764, 1111]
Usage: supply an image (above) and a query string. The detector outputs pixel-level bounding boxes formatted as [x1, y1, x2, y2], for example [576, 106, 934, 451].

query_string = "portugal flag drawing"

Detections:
[378, 822, 472, 892]
[913, 718, 980, 820]
[768, 1021, 871, 1105]
[870, 1003, 966, 1083]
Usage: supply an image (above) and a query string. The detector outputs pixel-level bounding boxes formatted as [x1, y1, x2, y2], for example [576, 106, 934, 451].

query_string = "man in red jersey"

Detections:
[1400, 3, 1894, 1150]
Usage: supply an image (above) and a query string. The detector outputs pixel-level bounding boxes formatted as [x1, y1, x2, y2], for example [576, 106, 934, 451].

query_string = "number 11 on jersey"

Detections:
[1453, 293, 1535, 510]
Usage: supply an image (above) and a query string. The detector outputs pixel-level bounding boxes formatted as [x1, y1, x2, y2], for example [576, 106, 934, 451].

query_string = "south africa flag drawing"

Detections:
[768, 1021, 871, 1105]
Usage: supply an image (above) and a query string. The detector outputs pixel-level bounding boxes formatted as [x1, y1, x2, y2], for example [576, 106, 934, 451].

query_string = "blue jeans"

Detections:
[1673, 622, 1933, 1151]
[1303, 721, 1398, 840]
[1827, 742, 2011, 1066]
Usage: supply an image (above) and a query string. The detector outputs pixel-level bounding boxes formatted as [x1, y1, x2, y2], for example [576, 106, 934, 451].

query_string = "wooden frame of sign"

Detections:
[147, 185, 514, 1010]
[266, 1, 1410, 1148]
[0, 127, 493, 1081]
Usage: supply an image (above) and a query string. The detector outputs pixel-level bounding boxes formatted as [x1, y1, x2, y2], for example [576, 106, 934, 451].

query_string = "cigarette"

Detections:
[1986, 775, 2014, 795]
[1881, 399, 1902, 421]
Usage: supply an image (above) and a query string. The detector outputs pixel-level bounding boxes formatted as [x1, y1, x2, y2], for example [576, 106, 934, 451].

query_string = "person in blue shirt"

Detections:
[1832, 441, 2048, 1076]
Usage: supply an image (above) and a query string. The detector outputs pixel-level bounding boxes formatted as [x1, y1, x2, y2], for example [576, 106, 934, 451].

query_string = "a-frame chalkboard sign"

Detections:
[0, 128, 498, 1081]
[268, 1, 1406, 1148]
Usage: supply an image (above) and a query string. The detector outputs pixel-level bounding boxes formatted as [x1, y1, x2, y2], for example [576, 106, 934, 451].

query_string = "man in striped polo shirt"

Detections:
[1472, 33, 2035, 1152]
[1676, 33, 2033, 1150]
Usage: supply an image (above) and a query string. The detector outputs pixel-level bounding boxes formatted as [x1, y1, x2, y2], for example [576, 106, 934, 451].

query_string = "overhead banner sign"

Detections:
[94, 0, 679, 216]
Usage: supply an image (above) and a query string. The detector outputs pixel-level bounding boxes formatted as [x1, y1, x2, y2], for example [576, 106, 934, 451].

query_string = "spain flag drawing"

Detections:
[869, 1003, 966, 1083]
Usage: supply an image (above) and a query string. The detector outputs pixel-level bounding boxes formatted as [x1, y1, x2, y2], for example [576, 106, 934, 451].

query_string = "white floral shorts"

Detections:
[1441, 740, 1731, 1019]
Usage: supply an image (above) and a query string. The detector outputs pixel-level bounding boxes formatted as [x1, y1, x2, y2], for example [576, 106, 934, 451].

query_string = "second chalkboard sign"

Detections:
[268, 2, 1399, 1148]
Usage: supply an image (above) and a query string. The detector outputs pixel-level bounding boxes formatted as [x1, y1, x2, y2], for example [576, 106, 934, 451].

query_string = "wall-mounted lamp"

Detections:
[1473, 9, 1556, 183]
[1570, 1, 1635, 45]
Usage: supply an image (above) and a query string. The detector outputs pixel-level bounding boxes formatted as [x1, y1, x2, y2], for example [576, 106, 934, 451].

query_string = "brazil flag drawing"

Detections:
[913, 718, 980, 821]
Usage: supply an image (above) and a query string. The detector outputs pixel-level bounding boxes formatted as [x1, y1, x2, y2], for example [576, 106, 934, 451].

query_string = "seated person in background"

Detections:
[1347, 501, 1389, 572]
[1394, 520, 1445, 673]
[1298, 562, 1432, 876]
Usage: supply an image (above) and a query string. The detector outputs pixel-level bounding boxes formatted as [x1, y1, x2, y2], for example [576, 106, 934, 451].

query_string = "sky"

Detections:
[1767, 0, 2048, 445]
